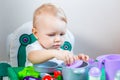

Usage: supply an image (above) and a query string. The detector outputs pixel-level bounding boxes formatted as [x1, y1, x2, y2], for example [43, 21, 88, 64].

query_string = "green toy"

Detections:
[18, 66, 40, 80]
[57, 75, 63, 80]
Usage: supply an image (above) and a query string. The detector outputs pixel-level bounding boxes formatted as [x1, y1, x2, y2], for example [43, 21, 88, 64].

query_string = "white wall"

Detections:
[0, 0, 120, 61]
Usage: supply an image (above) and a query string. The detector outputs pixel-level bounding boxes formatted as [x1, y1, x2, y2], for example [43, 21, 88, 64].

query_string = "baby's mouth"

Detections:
[53, 45, 61, 49]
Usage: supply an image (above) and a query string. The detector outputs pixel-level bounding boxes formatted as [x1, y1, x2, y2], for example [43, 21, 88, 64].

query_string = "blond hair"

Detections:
[33, 3, 67, 28]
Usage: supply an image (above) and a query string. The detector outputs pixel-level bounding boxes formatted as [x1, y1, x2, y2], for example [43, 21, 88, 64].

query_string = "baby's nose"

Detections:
[54, 36, 61, 42]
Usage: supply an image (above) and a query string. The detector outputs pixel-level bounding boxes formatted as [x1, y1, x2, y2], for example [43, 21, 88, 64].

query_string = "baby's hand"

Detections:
[77, 53, 89, 62]
[54, 50, 76, 65]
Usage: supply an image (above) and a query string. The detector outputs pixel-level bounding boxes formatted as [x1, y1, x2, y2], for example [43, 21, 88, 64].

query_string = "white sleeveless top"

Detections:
[25, 41, 63, 66]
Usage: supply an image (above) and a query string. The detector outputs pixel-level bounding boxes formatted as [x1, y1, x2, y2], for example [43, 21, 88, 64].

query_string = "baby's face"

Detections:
[33, 15, 67, 50]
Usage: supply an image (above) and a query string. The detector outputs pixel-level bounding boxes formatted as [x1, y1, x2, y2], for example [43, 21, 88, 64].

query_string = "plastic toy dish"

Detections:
[33, 61, 58, 73]
[66, 60, 83, 68]
[62, 61, 89, 80]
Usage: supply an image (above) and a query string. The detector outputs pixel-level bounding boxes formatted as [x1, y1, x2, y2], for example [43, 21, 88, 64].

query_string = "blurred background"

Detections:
[0, 0, 120, 61]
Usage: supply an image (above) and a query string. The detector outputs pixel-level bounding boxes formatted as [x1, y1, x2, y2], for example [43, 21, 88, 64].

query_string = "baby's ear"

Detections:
[32, 27, 38, 39]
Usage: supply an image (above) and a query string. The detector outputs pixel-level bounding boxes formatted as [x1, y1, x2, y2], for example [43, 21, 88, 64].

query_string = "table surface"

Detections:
[8, 66, 106, 80]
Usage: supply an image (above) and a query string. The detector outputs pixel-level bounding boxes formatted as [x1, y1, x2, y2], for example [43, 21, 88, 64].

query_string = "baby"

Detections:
[25, 3, 89, 66]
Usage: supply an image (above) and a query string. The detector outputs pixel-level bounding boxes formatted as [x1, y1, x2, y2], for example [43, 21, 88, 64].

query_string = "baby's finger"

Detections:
[65, 54, 70, 65]
[85, 55, 89, 61]
[69, 54, 74, 64]
[74, 55, 79, 60]
[78, 53, 85, 59]
[78, 53, 89, 62]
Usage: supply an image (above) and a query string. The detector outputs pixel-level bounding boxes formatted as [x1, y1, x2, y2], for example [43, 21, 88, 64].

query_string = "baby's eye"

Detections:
[60, 33, 65, 36]
[48, 34, 55, 36]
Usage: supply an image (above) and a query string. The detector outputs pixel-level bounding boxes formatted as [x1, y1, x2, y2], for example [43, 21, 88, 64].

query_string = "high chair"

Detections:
[7, 21, 75, 67]
[0, 62, 11, 80]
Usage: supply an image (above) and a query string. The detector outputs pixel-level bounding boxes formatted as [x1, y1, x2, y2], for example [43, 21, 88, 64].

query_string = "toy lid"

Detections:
[66, 60, 83, 68]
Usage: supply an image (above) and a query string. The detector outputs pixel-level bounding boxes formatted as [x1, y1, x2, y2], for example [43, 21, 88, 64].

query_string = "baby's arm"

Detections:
[28, 49, 77, 65]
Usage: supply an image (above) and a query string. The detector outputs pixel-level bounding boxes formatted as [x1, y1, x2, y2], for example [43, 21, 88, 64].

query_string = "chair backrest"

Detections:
[17, 33, 37, 67]
[7, 21, 75, 67]
[0, 62, 11, 80]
